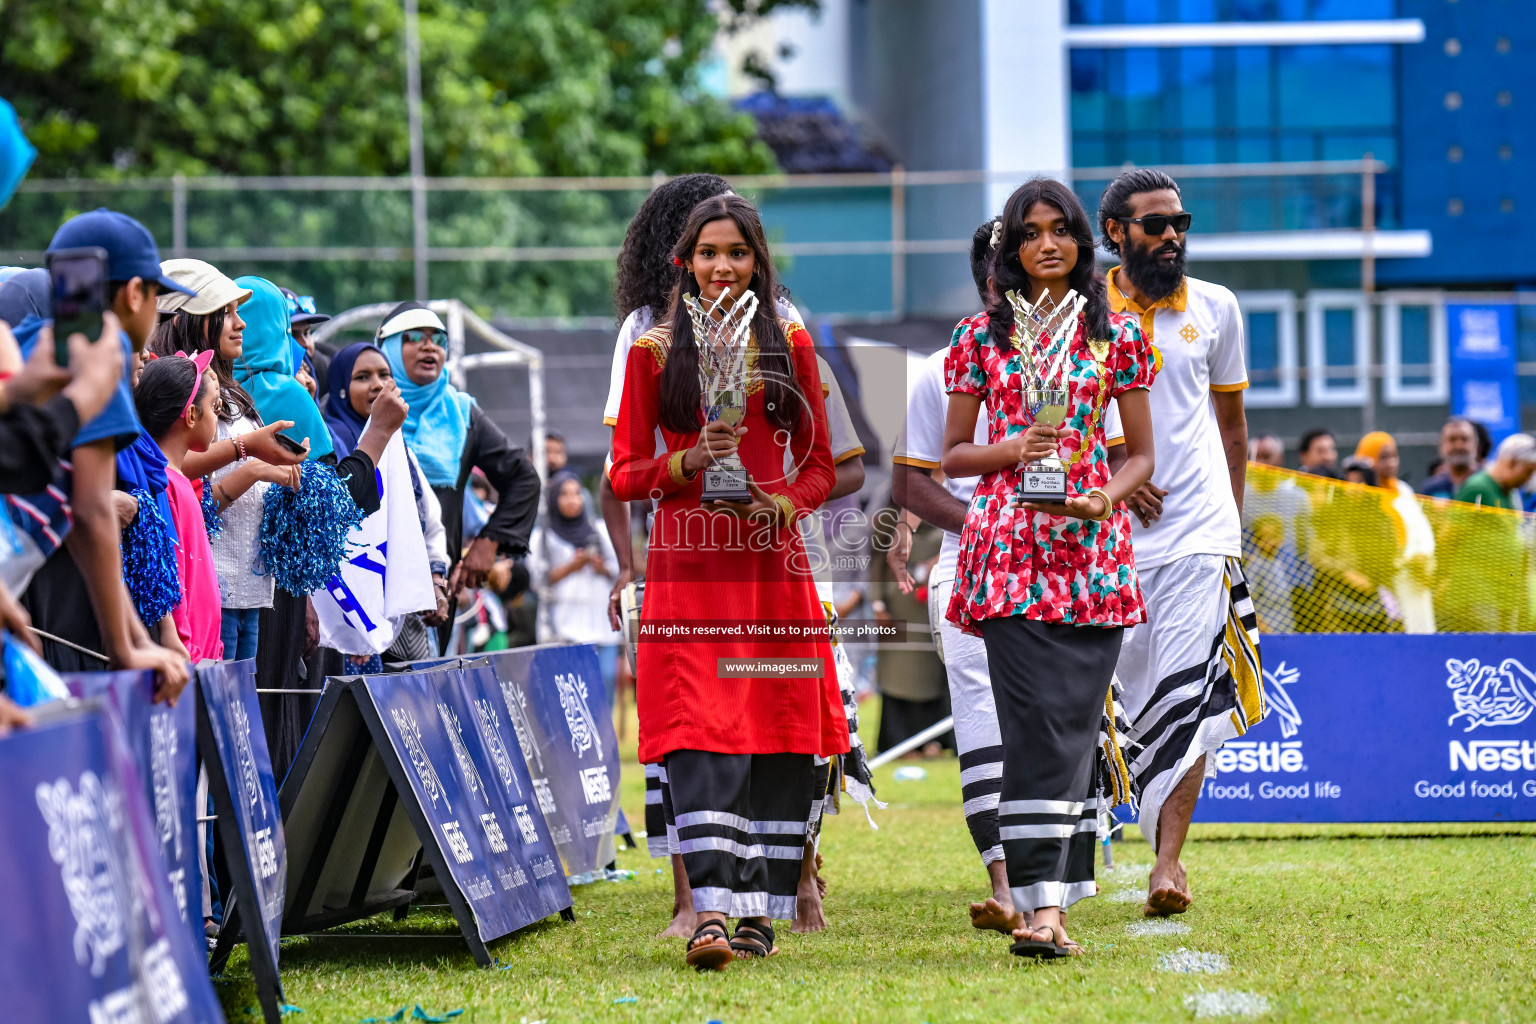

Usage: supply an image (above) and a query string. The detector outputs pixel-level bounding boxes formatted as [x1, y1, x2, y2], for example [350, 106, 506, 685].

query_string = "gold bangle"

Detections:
[1088, 487, 1114, 521]
[667, 449, 695, 486]
[771, 493, 797, 527]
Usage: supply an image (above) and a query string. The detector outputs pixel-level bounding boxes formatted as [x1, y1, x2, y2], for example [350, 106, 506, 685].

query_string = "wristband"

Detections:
[667, 449, 695, 486]
[1087, 487, 1114, 521]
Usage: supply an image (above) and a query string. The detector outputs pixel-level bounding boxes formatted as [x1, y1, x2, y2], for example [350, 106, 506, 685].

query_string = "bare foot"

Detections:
[814, 849, 826, 897]
[1144, 860, 1191, 917]
[791, 877, 827, 933]
[969, 897, 1026, 935]
[658, 906, 697, 938]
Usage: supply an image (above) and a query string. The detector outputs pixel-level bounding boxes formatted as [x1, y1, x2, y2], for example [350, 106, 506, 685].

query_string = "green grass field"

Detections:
[212, 741, 1536, 1024]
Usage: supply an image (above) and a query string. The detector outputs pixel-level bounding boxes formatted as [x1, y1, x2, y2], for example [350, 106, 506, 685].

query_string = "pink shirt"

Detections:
[165, 467, 225, 662]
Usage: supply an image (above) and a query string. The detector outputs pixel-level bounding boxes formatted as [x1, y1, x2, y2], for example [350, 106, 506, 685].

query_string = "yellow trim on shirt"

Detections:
[892, 455, 941, 469]
[833, 446, 866, 465]
[1210, 381, 1249, 393]
[1106, 265, 1188, 348]
[602, 416, 618, 427]
[1105, 436, 1126, 447]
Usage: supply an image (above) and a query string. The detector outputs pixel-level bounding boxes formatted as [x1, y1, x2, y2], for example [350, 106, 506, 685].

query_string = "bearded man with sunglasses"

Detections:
[1099, 169, 1265, 920]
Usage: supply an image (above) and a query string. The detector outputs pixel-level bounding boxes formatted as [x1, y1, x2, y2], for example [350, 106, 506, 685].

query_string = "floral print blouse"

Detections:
[943, 309, 1156, 636]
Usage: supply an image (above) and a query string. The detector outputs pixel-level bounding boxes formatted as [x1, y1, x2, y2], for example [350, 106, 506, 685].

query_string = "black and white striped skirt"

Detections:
[661, 750, 816, 921]
[979, 616, 1123, 912]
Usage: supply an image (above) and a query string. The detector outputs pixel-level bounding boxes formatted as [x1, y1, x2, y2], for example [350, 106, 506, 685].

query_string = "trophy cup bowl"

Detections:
[1015, 387, 1070, 503]
[700, 388, 753, 503]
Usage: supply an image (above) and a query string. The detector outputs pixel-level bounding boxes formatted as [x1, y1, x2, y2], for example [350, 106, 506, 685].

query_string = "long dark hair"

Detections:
[147, 309, 257, 423]
[134, 356, 209, 440]
[986, 178, 1111, 347]
[657, 194, 803, 435]
[614, 174, 732, 323]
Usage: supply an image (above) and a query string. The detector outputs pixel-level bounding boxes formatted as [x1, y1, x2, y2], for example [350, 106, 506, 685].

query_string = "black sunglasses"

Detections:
[1118, 212, 1192, 235]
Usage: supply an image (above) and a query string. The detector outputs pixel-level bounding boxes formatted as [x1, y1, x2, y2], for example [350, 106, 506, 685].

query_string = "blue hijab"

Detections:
[382, 329, 473, 488]
[321, 342, 380, 459]
[231, 276, 333, 460]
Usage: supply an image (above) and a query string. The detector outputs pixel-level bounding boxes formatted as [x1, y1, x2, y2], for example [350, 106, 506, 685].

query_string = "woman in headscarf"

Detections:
[1356, 431, 1436, 633]
[323, 341, 451, 661]
[233, 275, 406, 777]
[376, 301, 541, 651]
[529, 470, 622, 677]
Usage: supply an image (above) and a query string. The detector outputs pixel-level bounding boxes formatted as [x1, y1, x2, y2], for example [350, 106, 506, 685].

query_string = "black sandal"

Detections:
[1010, 924, 1066, 960]
[684, 919, 734, 971]
[729, 919, 777, 960]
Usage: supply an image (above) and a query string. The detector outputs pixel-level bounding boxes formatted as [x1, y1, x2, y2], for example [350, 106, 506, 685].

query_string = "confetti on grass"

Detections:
[1183, 990, 1270, 1018]
[1157, 948, 1230, 974]
[1127, 919, 1191, 937]
[1108, 887, 1149, 903]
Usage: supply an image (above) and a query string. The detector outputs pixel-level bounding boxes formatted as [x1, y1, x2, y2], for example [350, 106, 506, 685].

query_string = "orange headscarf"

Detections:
[1355, 431, 1396, 488]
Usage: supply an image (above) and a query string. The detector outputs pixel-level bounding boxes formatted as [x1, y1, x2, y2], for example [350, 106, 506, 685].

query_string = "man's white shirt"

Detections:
[1105, 269, 1247, 571]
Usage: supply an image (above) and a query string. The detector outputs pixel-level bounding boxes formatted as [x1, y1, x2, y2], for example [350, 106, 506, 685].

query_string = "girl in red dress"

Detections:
[942, 179, 1157, 960]
[610, 194, 848, 968]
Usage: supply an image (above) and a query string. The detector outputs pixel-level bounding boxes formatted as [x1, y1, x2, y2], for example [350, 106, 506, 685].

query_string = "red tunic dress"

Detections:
[611, 320, 850, 765]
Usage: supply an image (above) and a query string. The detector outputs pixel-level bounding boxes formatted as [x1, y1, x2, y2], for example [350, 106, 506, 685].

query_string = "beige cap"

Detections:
[156, 259, 252, 316]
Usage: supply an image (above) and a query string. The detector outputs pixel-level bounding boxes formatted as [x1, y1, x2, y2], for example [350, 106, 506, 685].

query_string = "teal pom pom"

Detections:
[121, 487, 180, 624]
[200, 476, 225, 540]
[258, 462, 365, 596]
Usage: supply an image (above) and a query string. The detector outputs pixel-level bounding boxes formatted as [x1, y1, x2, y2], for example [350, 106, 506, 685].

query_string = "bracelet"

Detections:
[667, 449, 695, 486]
[1088, 487, 1115, 521]
[233, 435, 247, 461]
[770, 493, 797, 528]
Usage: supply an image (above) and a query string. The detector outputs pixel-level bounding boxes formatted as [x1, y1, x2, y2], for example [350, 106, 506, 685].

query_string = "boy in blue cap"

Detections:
[18, 208, 197, 703]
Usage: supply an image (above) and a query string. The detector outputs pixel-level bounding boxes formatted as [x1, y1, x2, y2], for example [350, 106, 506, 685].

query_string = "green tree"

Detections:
[0, 0, 813, 178]
[0, 0, 816, 315]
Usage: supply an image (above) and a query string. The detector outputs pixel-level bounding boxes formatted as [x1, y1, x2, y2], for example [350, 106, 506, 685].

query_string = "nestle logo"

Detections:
[1448, 740, 1536, 772]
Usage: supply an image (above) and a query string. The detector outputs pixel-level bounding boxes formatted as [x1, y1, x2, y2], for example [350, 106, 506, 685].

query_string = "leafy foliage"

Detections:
[0, 0, 820, 316]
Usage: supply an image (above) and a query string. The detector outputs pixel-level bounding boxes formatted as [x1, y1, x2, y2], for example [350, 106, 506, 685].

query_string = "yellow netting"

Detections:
[1243, 462, 1532, 634]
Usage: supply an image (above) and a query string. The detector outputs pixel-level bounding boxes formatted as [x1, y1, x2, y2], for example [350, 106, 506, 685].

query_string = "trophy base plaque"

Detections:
[701, 465, 752, 503]
[1015, 465, 1068, 504]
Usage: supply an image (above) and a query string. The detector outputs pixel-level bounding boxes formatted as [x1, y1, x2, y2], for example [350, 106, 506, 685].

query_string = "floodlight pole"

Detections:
[405, 0, 429, 302]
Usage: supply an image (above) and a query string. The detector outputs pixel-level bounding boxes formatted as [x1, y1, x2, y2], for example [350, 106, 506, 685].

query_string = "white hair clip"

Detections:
[989, 219, 1003, 249]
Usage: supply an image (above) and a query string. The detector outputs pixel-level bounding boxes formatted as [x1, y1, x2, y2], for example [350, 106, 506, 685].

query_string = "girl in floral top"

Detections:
[941, 178, 1156, 960]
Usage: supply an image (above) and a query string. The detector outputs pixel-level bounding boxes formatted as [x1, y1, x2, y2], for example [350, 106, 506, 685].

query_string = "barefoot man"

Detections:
[1098, 169, 1265, 917]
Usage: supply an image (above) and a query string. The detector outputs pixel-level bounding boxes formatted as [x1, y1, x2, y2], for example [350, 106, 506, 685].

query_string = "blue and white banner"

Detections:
[1183, 634, 1536, 823]
[1448, 302, 1519, 444]
[361, 667, 570, 942]
[488, 645, 621, 875]
[197, 660, 285, 969]
[313, 433, 435, 655]
[0, 706, 226, 1023]
[65, 671, 203, 952]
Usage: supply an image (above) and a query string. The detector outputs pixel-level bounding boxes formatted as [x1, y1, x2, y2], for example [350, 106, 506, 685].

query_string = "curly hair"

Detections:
[1097, 168, 1182, 256]
[986, 178, 1111, 348]
[657, 194, 803, 437]
[147, 309, 257, 423]
[614, 174, 732, 323]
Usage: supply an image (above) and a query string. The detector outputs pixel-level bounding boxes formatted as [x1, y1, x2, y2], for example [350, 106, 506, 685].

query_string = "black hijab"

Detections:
[545, 470, 596, 549]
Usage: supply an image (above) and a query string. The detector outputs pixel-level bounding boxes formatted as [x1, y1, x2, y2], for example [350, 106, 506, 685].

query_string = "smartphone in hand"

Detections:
[45, 247, 109, 369]
[274, 432, 310, 456]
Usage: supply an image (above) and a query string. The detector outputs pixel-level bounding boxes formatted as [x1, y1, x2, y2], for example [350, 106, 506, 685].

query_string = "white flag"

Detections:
[312, 431, 435, 656]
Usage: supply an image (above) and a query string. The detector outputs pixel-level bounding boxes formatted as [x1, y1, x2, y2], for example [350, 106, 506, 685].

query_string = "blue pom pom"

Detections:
[120, 487, 181, 624]
[258, 462, 366, 596]
[200, 477, 225, 541]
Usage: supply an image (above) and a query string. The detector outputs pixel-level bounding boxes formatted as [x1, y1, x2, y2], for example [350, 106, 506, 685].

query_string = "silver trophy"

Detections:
[1006, 286, 1086, 503]
[686, 288, 759, 503]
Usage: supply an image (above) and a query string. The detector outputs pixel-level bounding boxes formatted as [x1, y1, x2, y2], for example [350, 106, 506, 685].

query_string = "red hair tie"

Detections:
[672, 257, 685, 267]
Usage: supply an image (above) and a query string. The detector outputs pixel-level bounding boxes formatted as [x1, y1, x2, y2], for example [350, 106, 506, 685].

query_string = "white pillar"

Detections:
[980, 0, 1070, 216]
